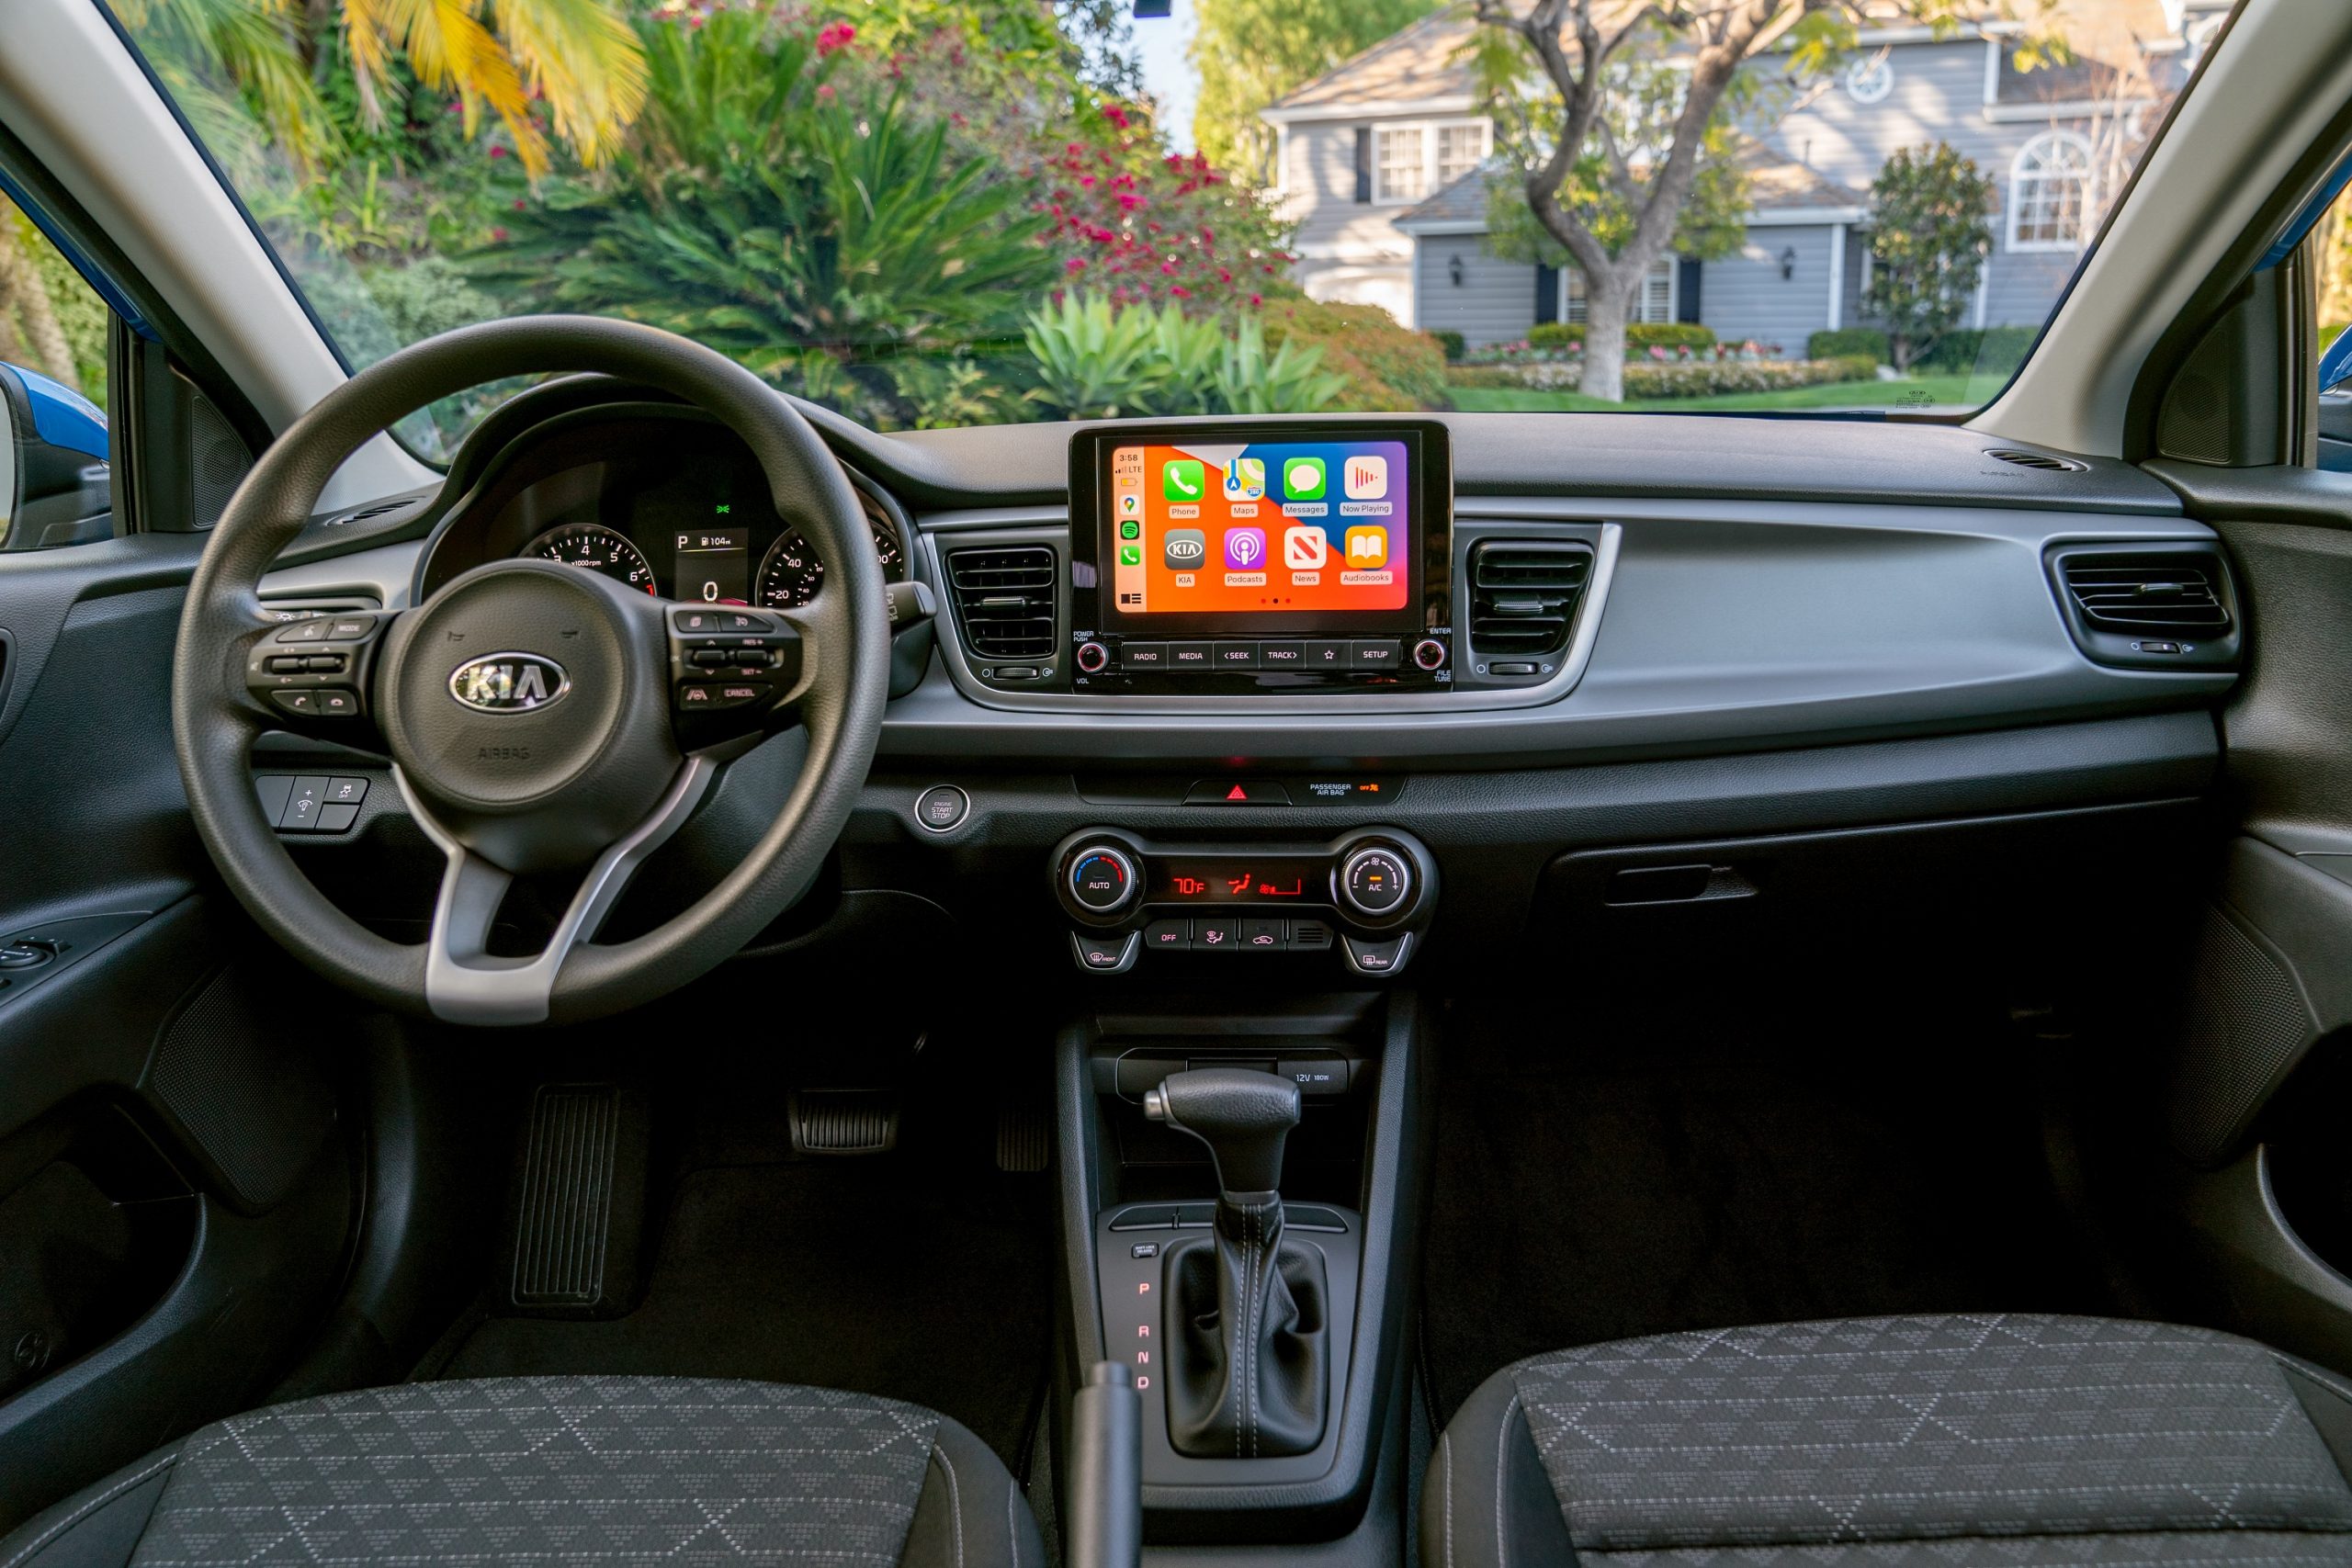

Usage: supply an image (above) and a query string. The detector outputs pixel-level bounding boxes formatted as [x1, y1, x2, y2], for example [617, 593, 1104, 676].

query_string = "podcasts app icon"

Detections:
[1224, 526, 1268, 570]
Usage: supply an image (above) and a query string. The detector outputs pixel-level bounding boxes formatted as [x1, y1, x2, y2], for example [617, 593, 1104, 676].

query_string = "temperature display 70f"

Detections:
[1147, 857, 1328, 904]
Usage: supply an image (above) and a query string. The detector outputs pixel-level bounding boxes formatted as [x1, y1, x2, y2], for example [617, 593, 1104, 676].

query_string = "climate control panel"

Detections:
[1049, 827, 1438, 977]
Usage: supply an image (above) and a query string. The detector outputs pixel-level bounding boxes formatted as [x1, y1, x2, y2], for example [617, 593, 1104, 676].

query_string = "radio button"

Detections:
[1213, 640, 1259, 671]
[1350, 639, 1402, 671]
[1168, 641, 1215, 671]
[1120, 642, 1170, 671]
[1305, 639, 1351, 670]
[1259, 640, 1306, 669]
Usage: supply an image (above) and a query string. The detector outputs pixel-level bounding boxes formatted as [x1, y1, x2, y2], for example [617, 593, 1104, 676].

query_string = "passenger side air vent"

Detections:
[1985, 447, 2086, 472]
[2048, 544, 2241, 671]
[947, 546, 1058, 665]
[1468, 540, 1591, 671]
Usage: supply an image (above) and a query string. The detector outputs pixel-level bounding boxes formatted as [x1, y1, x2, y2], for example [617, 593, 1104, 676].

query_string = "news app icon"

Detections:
[1224, 526, 1268, 570]
[1283, 525, 1328, 570]
[1343, 454, 1388, 500]
[1221, 457, 1266, 502]
[1163, 528, 1207, 569]
[1343, 526, 1389, 570]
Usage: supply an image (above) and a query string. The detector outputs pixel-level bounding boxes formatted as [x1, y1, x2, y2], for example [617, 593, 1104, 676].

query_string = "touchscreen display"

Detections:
[1105, 439, 1409, 617]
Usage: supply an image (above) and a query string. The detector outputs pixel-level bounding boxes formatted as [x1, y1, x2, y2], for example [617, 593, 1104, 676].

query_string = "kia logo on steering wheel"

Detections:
[449, 652, 571, 714]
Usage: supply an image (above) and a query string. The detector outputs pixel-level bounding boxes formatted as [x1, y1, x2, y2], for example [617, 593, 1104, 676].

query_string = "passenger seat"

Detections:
[1425, 1314, 2352, 1566]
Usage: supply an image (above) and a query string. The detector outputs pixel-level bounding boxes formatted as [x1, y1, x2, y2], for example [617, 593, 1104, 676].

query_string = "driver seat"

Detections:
[0, 1375, 1041, 1568]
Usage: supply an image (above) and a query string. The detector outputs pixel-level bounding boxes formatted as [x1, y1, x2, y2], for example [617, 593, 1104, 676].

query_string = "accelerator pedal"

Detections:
[499, 1083, 650, 1317]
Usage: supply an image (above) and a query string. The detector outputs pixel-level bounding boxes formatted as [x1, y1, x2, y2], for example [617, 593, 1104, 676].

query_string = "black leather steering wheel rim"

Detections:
[171, 316, 890, 1025]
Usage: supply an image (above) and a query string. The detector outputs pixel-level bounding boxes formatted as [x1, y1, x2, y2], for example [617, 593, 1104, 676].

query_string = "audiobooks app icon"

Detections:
[1343, 526, 1389, 569]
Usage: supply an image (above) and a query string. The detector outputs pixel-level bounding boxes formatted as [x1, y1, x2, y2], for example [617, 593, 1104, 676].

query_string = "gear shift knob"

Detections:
[1144, 1067, 1302, 1198]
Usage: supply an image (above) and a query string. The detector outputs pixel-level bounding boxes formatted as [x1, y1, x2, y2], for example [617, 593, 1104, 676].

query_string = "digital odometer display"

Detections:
[1146, 856, 1329, 905]
[1104, 439, 1410, 618]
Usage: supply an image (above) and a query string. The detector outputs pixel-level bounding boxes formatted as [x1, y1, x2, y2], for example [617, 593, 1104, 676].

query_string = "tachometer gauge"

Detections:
[754, 516, 905, 610]
[524, 523, 658, 594]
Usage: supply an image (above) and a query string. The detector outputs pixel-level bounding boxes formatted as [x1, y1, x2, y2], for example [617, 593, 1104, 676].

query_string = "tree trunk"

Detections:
[1579, 269, 1634, 402]
[1889, 333, 1915, 375]
[0, 207, 79, 389]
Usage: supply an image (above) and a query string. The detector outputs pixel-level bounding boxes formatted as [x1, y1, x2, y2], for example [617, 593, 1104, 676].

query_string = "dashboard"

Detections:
[413, 408, 906, 609]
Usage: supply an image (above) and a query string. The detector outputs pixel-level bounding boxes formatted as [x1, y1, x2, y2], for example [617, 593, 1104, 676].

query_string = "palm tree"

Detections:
[109, 0, 647, 177]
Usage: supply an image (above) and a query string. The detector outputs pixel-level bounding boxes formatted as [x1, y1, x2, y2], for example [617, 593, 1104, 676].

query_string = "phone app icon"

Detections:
[1283, 526, 1328, 570]
[1162, 459, 1206, 502]
[1224, 526, 1268, 570]
[1118, 544, 1143, 567]
[1343, 454, 1388, 500]
[1282, 456, 1327, 500]
[1119, 519, 1140, 539]
[1343, 526, 1389, 569]
[1222, 457, 1266, 502]
[1163, 528, 1207, 569]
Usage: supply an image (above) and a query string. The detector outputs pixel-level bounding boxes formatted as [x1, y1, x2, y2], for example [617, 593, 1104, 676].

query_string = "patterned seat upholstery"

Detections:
[0, 1376, 1040, 1568]
[1423, 1314, 2352, 1568]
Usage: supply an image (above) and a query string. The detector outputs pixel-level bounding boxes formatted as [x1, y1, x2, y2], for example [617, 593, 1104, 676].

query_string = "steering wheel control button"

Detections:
[1075, 640, 1110, 673]
[1340, 846, 1412, 915]
[1350, 639, 1401, 671]
[254, 774, 294, 822]
[678, 682, 768, 710]
[281, 776, 328, 829]
[1183, 778, 1291, 806]
[315, 688, 362, 717]
[317, 803, 361, 833]
[673, 608, 724, 634]
[275, 619, 333, 643]
[1069, 847, 1138, 913]
[327, 618, 376, 640]
[1340, 931, 1414, 976]
[1413, 638, 1449, 671]
[915, 785, 970, 833]
[326, 777, 368, 806]
[268, 690, 321, 716]
[1071, 930, 1141, 974]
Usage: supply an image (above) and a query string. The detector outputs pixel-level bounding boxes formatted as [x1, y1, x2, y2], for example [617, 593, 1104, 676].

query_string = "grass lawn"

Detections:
[1446, 375, 1982, 413]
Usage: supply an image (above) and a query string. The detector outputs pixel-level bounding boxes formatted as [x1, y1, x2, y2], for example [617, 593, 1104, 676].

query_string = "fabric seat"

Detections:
[1425, 1314, 2352, 1568]
[0, 1375, 1041, 1568]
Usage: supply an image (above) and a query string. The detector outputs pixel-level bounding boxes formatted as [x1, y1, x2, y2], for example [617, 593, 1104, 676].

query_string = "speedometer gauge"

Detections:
[524, 523, 658, 594]
[754, 516, 906, 610]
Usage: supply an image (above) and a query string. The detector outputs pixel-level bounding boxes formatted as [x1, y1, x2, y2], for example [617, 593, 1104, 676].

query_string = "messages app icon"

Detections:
[1162, 459, 1206, 502]
[1282, 456, 1327, 500]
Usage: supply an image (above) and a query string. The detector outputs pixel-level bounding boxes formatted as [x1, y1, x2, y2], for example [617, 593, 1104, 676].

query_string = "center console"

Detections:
[1067, 421, 1454, 694]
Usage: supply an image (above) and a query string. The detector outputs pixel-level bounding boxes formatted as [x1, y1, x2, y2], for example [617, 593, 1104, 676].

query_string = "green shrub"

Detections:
[1454, 353, 1878, 399]
[1807, 328, 1888, 363]
[1023, 295, 1345, 419]
[1259, 298, 1448, 412]
[1915, 325, 2036, 376]
[1428, 328, 1466, 362]
[1526, 321, 1716, 351]
[1442, 365, 1524, 389]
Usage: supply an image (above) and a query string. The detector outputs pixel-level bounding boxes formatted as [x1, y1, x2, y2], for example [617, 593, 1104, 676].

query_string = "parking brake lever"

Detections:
[1066, 1360, 1141, 1568]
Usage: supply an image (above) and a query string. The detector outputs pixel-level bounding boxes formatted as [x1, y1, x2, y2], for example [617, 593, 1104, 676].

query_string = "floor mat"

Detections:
[439, 1157, 1051, 1468]
[1421, 985, 2116, 1423]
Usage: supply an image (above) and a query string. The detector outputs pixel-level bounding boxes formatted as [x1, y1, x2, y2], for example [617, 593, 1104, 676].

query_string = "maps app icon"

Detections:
[1222, 457, 1266, 502]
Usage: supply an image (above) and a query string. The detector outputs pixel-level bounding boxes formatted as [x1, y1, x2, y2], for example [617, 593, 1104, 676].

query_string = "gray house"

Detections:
[1261, 0, 2230, 353]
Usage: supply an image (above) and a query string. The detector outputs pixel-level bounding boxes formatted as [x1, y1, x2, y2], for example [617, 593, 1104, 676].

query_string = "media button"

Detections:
[1120, 642, 1170, 671]
[1350, 639, 1401, 671]
[1258, 640, 1306, 670]
[1212, 640, 1259, 671]
[1168, 642, 1214, 672]
[1305, 639, 1351, 670]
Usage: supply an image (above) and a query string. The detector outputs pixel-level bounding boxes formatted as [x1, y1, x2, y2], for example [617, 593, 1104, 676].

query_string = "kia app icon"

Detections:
[1162, 528, 1207, 570]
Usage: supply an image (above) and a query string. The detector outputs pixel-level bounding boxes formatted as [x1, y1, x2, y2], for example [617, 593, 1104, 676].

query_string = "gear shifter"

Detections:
[1145, 1068, 1329, 1459]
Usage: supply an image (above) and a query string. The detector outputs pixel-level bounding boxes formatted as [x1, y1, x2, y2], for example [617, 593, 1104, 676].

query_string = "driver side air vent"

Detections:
[2048, 544, 2241, 671]
[1468, 540, 1592, 667]
[947, 546, 1058, 663]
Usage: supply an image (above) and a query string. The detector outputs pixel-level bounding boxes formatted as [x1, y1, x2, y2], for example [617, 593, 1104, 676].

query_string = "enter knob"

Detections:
[1339, 846, 1411, 916]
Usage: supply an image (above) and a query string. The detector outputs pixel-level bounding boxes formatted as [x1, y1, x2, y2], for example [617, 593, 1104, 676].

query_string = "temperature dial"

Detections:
[1068, 845, 1139, 914]
[1339, 846, 1412, 917]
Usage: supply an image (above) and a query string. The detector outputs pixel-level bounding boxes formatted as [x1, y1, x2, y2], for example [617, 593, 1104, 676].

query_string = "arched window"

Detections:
[2008, 131, 2095, 252]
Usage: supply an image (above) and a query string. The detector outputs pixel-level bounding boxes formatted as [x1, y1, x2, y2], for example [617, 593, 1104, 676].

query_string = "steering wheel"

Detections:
[171, 317, 890, 1026]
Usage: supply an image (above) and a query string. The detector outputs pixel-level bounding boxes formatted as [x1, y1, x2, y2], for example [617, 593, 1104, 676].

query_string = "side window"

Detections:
[2310, 175, 2352, 469]
[0, 194, 112, 550]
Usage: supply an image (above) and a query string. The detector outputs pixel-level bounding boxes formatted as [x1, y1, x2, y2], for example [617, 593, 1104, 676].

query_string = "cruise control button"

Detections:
[1350, 639, 1401, 671]
[677, 682, 768, 709]
[1191, 918, 1240, 952]
[1241, 919, 1284, 952]
[273, 619, 333, 643]
[672, 608, 724, 634]
[719, 611, 774, 633]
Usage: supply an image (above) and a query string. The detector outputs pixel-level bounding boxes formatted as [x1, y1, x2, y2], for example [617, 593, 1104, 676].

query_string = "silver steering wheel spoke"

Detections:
[395, 756, 718, 1026]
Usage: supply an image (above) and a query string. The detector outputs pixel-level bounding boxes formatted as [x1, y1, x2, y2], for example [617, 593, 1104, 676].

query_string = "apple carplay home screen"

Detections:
[1105, 439, 1411, 619]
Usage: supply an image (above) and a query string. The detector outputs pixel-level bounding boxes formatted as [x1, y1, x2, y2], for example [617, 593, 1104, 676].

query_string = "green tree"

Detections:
[1189, 0, 1442, 184]
[1865, 142, 1995, 374]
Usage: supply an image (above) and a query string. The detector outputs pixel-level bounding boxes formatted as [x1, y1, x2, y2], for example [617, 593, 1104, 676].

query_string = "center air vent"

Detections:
[1986, 448, 2086, 472]
[1468, 540, 1591, 666]
[947, 546, 1057, 664]
[2048, 544, 2240, 671]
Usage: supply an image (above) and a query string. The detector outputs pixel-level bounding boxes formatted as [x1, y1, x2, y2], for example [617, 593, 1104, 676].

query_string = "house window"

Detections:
[1375, 127, 1428, 203]
[1562, 258, 1678, 324]
[2008, 130, 2095, 251]
[1844, 54, 1894, 104]
[1374, 119, 1488, 205]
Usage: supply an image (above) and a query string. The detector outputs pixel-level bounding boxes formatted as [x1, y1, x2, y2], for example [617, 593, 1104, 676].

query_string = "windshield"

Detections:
[109, 0, 2226, 455]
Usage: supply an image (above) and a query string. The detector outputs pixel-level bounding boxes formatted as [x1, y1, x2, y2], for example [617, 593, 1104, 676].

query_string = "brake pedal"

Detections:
[996, 1092, 1050, 1173]
[789, 1089, 899, 1156]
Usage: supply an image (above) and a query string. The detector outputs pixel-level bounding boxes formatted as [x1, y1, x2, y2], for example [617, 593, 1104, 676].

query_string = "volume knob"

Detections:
[1076, 641, 1110, 673]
